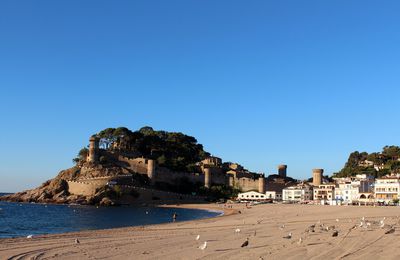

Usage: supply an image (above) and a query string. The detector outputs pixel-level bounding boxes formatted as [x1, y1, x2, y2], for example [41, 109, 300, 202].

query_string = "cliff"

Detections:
[0, 162, 137, 206]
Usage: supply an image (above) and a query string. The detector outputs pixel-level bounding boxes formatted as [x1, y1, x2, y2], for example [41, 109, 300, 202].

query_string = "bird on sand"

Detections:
[199, 241, 207, 250]
[75, 238, 80, 244]
[279, 224, 285, 230]
[283, 232, 292, 239]
[385, 227, 395, 234]
[297, 237, 303, 245]
[27, 235, 33, 239]
[332, 230, 339, 237]
[241, 238, 249, 247]
[196, 235, 200, 240]
[379, 219, 385, 228]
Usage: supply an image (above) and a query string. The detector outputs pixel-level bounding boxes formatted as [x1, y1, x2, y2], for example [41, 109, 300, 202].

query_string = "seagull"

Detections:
[306, 225, 315, 233]
[196, 235, 200, 241]
[297, 237, 303, 245]
[279, 224, 285, 230]
[199, 241, 207, 250]
[241, 238, 249, 247]
[27, 235, 33, 239]
[332, 230, 339, 237]
[283, 232, 292, 239]
[235, 228, 241, 234]
[379, 219, 385, 228]
[385, 227, 395, 234]
[75, 238, 80, 244]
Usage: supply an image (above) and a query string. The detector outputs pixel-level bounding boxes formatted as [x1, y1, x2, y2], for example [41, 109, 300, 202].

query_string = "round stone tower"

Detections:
[88, 136, 99, 163]
[228, 175, 234, 187]
[204, 168, 211, 188]
[278, 165, 287, 178]
[147, 159, 156, 183]
[312, 168, 324, 186]
[258, 176, 265, 193]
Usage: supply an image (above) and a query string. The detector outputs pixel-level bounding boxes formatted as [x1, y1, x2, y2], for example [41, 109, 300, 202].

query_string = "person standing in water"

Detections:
[172, 212, 177, 222]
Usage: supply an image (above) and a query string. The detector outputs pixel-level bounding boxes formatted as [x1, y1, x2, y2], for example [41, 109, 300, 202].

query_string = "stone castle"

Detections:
[70, 136, 270, 196]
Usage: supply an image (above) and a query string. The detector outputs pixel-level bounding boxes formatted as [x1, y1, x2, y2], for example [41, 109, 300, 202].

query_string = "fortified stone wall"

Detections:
[236, 177, 262, 192]
[117, 156, 228, 187]
[118, 156, 148, 174]
[67, 180, 103, 196]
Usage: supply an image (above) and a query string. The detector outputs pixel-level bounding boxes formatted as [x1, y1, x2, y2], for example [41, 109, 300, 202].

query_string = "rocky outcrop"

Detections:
[0, 160, 135, 205]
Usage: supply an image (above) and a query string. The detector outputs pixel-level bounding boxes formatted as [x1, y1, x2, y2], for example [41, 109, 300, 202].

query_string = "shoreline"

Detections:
[2, 203, 400, 259]
[0, 202, 232, 240]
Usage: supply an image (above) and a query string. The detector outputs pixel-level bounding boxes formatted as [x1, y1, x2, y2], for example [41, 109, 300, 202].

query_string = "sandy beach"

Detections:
[1, 203, 400, 260]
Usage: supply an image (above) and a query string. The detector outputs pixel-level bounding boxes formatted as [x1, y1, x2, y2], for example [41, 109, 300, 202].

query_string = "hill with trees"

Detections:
[75, 126, 210, 173]
[333, 146, 400, 178]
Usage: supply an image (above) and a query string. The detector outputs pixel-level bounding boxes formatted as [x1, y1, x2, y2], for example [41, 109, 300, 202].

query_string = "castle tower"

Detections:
[312, 169, 324, 186]
[258, 176, 265, 193]
[278, 165, 287, 178]
[204, 168, 211, 188]
[147, 159, 156, 184]
[88, 136, 99, 163]
[228, 175, 234, 187]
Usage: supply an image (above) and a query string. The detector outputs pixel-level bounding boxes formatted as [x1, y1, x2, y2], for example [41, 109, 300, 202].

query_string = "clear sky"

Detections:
[0, 1, 399, 192]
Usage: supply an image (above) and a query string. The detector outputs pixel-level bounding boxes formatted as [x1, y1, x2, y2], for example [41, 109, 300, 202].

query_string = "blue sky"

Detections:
[1, 1, 399, 192]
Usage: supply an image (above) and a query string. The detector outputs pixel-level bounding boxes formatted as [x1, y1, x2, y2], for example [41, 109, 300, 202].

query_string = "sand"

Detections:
[1, 203, 400, 260]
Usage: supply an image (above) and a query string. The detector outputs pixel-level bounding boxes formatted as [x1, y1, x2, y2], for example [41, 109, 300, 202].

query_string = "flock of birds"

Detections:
[193, 214, 398, 255]
[19, 206, 398, 259]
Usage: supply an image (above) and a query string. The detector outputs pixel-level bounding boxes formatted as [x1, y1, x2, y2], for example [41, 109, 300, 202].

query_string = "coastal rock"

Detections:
[99, 197, 114, 206]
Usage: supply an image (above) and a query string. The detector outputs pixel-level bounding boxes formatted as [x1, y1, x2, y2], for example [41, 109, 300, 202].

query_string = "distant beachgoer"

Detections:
[172, 212, 178, 222]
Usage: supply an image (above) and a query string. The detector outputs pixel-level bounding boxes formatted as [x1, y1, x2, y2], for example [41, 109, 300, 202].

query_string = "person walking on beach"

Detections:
[172, 212, 178, 222]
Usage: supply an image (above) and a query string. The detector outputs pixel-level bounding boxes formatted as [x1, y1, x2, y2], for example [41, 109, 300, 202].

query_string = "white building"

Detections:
[282, 184, 312, 202]
[335, 181, 359, 204]
[265, 191, 281, 200]
[374, 176, 400, 204]
[237, 191, 268, 201]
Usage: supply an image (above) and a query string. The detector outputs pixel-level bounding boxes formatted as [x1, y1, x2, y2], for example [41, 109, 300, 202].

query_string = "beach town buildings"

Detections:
[334, 181, 359, 204]
[374, 176, 400, 204]
[282, 183, 313, 202]
[313, 184, 335, 203]
[265, 191, 281, 200]
[237, 191, 268, 201]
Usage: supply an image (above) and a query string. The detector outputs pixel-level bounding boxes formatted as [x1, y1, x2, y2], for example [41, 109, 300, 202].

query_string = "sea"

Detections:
[0, 193, 222, 239]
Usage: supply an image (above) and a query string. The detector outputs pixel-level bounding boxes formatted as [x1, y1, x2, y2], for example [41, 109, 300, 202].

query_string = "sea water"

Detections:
[0, 193, 221, 238]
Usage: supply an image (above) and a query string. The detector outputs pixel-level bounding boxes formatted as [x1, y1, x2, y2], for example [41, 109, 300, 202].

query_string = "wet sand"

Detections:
[1, 203, 400, 259]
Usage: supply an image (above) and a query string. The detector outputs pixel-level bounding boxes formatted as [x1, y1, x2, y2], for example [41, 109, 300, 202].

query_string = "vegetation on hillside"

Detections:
[333, 146, 400, 178]
[93, 126, 210, 172]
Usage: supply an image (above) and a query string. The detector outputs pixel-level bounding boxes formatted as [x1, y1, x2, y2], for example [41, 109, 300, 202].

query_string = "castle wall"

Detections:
[118, 156, 148, 174]
[67, 181, 103, 196]
[236, 177, 260, 192]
